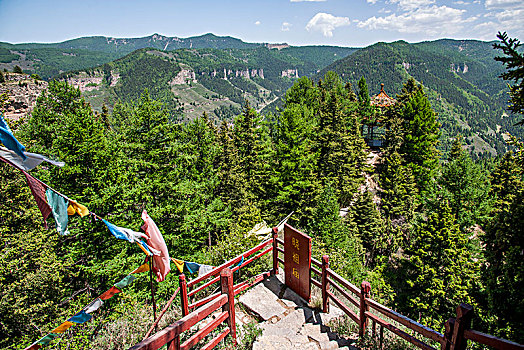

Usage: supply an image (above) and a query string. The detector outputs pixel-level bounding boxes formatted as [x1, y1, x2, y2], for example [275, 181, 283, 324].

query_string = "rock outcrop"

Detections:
[0, 73, 47, 120]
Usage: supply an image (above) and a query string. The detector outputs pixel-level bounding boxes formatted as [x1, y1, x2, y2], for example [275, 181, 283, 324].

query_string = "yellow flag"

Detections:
[67, 201, 89, 217]
[131, 261, 150, 274]
[52, 321, 74, 333]
[171, 258, 184, 273]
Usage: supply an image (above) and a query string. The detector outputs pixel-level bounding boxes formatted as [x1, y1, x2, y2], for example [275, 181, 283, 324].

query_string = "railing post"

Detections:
[272, 227, 279, 275]
[220, 268, 237, 345]
[450, 303, 473, 350]
[321, 255, 330, 313]
[359, 281, 371, 338]
[166, 335, 180, 350]
[442, 318, 455, 350]
[179, 274, 189, 316]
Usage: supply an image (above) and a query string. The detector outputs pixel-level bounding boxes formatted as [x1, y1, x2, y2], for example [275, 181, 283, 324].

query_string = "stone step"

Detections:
[239, 271, 358, 349]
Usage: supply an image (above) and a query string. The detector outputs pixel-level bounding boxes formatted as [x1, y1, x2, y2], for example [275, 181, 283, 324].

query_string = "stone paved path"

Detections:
[238, 270, 359, 350]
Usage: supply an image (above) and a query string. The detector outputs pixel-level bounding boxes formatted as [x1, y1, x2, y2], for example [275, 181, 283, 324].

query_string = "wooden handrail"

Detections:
[328, 277, 359, 308]
[311, 256, 322, 268]
[327, 290, 359, 324]
[366, 311, 437, 350]
[463, 329, 524, 350]
[325, 268, 360, 296]
[133, 269, 237, 350]
[311, 277, 322, 289]
[366, 297, 444, 344]
[180, 311, 228, 350]
[199, 328, 230, 350]
[187, 245, 272, 299]
[129, 295, 228, 350]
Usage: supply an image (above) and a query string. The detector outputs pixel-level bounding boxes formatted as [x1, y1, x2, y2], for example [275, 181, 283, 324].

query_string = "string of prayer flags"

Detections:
[0, 113, 27, 160]
[102, 219, 159, 257]
[0, 146, 64, 171]
[169, 257, 217, 277]
[25, 262, 149, 350]
[141, 210, 170, 282]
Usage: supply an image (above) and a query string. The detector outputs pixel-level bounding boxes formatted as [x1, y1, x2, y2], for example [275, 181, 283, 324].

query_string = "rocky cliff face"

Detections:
[0, 73, 47, 121]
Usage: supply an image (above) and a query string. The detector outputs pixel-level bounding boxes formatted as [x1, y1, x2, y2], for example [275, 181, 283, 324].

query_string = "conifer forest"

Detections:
[1, 32, 523, 349]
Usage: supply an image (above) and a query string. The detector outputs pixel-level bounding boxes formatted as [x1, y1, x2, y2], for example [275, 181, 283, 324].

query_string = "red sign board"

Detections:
[284, 223, 311, 302]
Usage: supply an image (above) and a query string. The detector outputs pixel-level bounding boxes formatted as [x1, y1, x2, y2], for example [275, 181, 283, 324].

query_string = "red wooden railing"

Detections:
[130, 269, 236, 350]
[273, 238, 524, 350]
[137, 229, 523, 350]
[139, 230, 279, 347]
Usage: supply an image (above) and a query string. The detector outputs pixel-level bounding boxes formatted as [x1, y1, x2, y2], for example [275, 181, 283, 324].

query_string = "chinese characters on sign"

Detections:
[284, 224, 311, 301]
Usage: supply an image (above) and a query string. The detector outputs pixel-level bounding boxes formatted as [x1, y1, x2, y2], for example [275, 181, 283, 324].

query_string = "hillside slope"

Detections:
[60, 47, 327, 121]
[317, 39, 521, 156]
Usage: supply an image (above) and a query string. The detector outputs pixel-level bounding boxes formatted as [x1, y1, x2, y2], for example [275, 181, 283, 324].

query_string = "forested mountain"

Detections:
[317, 39, 522, 156]
[0, 34, 356, 80]
[58, 47, 326, 121]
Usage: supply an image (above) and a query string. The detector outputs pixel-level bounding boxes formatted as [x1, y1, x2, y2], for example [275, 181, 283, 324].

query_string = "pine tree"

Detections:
[273, 102, 321, 225]
[315, 72, 367, 206]
[353, 191, 386, 268]
[216, 121, 248, 214]
[439, 135, 491, 231]
[395, 201, 476, 329]
[380, 116, 418, 223]
[399, 86, 440, 197]
[494, 32, 524, 123]
[483, 150, 524, 342]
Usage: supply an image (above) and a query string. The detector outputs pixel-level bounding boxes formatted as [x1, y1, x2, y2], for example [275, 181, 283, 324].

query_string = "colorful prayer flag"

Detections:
[0, 146, 64, 171]
[103, 220, 147, 243]
[172, 258, 184, 273]
[185, 262, 200, 274]
[100, 286, 121, 300]
[0, 113, 26, 160]
[141, 210, 171, 282]
[68, 311, 92, 324]
[114, 275, 136, 290]
[51, 321, 74, 333]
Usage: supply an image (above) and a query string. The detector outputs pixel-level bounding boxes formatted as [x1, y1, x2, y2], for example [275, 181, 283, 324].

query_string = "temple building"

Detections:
[363, 83, 397, 148]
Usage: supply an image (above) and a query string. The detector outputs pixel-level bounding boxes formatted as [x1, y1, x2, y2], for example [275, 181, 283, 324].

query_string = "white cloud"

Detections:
[305, 12, 351, 37]
[255, 20, 261, 25]
[453, 0, 471, 5]
[485, 0, 522, 8]
[281, 22, 292, 31]
[388, 0, 435, 11]
[378, 7, 392, 13]
[483, 0, 524, 37]
[357, 5, 467, 36]
[367, 0, 378, 4]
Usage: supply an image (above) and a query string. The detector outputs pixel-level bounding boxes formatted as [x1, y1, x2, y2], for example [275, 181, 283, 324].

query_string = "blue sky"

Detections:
[0, 0, 522, 46]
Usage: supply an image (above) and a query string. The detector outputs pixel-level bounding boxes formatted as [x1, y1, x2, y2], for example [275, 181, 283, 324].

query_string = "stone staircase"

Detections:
[237, 270, 358, 350]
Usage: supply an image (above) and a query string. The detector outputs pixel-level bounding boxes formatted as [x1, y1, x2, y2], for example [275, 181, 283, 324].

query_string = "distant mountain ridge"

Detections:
[0, 33, 260, 52]
[0, 33, 357, 79]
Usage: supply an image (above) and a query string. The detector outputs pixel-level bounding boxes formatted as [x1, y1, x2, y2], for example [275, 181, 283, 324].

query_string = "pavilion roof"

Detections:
[371, 84, 396, 107]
